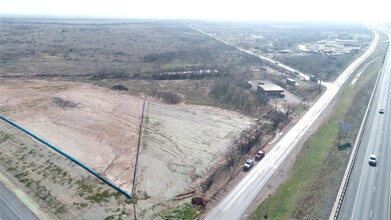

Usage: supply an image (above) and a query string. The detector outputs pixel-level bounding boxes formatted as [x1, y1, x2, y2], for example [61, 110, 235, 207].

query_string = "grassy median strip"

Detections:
[249, 31, 389, 220]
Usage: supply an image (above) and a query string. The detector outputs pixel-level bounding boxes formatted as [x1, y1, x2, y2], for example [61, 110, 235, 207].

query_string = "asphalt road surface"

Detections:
[0, 181, 38, 220]
[338, 31, 391, 220]
[205, 28, 379, 220]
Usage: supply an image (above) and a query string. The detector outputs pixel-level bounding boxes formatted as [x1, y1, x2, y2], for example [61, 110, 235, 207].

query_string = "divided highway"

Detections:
[338, 31, 391, 220]
[205, 29, 379, 220]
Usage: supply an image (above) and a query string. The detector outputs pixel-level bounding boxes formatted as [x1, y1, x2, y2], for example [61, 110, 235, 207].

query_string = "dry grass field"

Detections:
[0, 18, 260, 79]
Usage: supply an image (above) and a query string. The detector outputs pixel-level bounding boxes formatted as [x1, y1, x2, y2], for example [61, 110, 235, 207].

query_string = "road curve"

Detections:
[204, 28, 379, 220]
[0, 181, 38, 220]
[337, 31, 391, 220]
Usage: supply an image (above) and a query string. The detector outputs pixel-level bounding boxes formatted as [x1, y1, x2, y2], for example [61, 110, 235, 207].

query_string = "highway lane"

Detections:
[338, 31, 391, 220]
[205, 28, 379, 220]
[0, 181, 38, 220]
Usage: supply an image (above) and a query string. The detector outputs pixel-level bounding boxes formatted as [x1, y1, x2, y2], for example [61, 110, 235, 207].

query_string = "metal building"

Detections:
[257, 84, 285, 97]
[286, 78, 296, 86]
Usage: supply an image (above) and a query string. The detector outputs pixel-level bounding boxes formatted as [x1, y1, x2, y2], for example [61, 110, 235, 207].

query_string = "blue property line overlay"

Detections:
[0, 116, 133, 199]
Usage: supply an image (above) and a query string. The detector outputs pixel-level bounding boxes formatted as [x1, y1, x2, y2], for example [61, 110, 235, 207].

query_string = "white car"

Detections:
[243, 159, 254, 171]
[368, 154, 377, 166]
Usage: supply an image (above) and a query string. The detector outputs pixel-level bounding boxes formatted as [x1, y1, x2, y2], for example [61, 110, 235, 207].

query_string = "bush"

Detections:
[156, 91, 182, 104]
[110, 85, 128, 91]
[164, 203, 200, 220]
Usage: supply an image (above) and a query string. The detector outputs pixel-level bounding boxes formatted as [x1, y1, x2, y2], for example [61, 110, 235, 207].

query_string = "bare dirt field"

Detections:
[136, 102, 256, 217]
[0, 80, 144, 193]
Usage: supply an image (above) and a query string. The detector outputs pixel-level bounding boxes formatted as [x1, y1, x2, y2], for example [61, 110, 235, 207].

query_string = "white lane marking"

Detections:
[374, 186, 376, 193]
[377, 168, 379, 173]
[388, 170, 391, 220]
[351, 138, 374, 220]
[351, 163, 368, 219]
[0, 194, 23, 220]
[370, 209, 373, 218]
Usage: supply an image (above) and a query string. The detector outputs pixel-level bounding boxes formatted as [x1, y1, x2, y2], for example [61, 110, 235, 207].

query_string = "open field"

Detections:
[0, 79, 256, 218]
[0, 80, 144, 193]
[0, 18, 261, 78]
[0, 119, 135, 220]
[248, 31, 388, 220]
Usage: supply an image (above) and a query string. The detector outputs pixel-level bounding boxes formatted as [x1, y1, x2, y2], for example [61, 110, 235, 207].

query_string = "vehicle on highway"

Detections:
[368, 154, 377, 166]
[243, 159, 254, 171]
[255, 150, 265, 161]
[379, 108, 384, 114]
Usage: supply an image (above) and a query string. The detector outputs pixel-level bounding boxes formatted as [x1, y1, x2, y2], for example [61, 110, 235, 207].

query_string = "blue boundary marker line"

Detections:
[0, 116, 133, 199]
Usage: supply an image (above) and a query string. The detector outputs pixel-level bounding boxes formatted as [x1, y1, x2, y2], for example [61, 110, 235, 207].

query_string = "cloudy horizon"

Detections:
[1, 0, 391, 22]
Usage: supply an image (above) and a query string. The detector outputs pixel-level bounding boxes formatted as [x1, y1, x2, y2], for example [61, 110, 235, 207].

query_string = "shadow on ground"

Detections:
[338, 142, 352, 151]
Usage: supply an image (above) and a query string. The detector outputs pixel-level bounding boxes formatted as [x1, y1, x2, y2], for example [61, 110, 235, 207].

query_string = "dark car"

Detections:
[255, 150, 265, 161]
[369, 154, 377, 166]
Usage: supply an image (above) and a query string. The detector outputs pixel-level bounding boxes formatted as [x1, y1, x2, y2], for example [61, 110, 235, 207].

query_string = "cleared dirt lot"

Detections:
[137, 102, 255, 215]
[0, 80, 144, 193]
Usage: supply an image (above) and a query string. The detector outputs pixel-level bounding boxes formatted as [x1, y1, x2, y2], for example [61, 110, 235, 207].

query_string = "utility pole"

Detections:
[318, 78, 322, 94]
[283, 100, 288, 128]
[284, 100, 288, 115]
[318, 71, 322, 94]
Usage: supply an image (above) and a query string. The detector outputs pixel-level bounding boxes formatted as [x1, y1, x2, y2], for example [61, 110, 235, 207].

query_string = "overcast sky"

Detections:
[1, 0, 390, 22]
